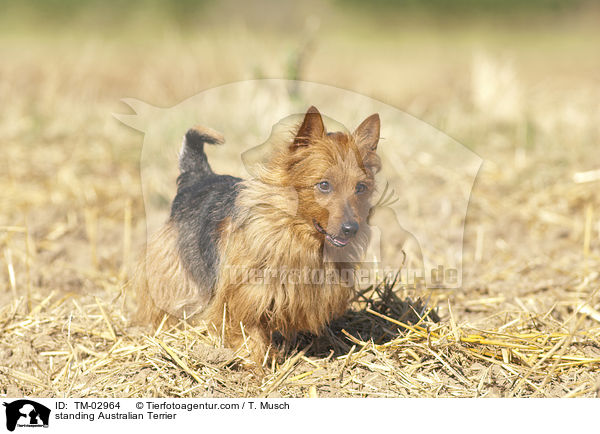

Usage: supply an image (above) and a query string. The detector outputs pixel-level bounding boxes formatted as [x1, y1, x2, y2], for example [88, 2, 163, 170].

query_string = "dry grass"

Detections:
[2, 276, 600, 397]
[1, 8, 600, 397]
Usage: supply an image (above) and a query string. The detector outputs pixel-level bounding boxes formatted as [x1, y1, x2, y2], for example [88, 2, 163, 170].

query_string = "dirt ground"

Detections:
[1, 4, 600, 397]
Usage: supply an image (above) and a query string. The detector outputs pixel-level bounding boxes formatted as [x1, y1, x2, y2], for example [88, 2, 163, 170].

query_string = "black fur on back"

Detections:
[170, 128, 241, 295]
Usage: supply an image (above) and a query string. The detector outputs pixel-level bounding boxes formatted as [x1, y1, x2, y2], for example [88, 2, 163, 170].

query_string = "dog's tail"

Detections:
[178, 126, 225, 177]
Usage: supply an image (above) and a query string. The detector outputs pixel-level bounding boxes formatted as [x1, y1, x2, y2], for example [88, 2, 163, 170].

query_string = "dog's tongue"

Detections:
[327, 235, 348, 247]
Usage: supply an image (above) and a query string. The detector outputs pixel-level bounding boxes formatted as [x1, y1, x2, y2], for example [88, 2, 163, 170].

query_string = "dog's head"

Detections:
[278, 106, 381, 249]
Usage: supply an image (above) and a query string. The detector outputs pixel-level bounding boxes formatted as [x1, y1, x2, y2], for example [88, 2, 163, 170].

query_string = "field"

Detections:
[1, 2, 600, 397]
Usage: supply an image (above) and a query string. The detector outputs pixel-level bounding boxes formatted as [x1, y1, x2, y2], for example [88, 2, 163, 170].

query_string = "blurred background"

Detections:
[1, 0, 599, 398]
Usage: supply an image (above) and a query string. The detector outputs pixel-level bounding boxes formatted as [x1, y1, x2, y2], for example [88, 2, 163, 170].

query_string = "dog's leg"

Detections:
[227, 322, 275, 367]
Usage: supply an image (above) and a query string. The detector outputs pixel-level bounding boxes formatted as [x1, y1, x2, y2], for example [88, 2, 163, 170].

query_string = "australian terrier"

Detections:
[133, 106, 381, 361]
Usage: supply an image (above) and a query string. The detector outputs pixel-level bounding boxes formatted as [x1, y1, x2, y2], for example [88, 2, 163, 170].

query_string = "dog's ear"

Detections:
[353, 113, 380, 151]
[292, 106, 325, 147]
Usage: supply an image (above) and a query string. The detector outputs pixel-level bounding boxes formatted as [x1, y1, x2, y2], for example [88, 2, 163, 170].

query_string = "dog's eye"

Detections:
[317, 181, 331, 193]
[355, 182, 368, 194]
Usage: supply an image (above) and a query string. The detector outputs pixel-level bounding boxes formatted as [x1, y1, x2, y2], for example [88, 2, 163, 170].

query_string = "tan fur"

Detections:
[203, 179, 356, 356]
[133, 107, 381, 362]
[203, 112, 381, 358]
[132, 223, 211, 326]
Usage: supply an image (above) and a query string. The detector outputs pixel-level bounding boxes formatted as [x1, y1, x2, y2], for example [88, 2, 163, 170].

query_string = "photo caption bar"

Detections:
[0, 398, 593, 433]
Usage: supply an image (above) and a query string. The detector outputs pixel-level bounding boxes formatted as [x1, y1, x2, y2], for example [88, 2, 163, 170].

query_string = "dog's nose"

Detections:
[341, 221, 359, 238]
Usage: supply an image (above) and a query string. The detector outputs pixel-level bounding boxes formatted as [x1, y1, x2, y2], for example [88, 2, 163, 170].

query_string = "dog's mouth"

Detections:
[313, 220, 350, 248]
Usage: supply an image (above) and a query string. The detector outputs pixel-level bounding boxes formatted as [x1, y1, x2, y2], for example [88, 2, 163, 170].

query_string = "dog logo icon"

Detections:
[116, 80, 481, 290]
[2, 400, 50, 432]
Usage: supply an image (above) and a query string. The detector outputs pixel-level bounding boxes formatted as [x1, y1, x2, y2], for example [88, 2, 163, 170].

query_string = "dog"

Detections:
[133, 106, 381, 361]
